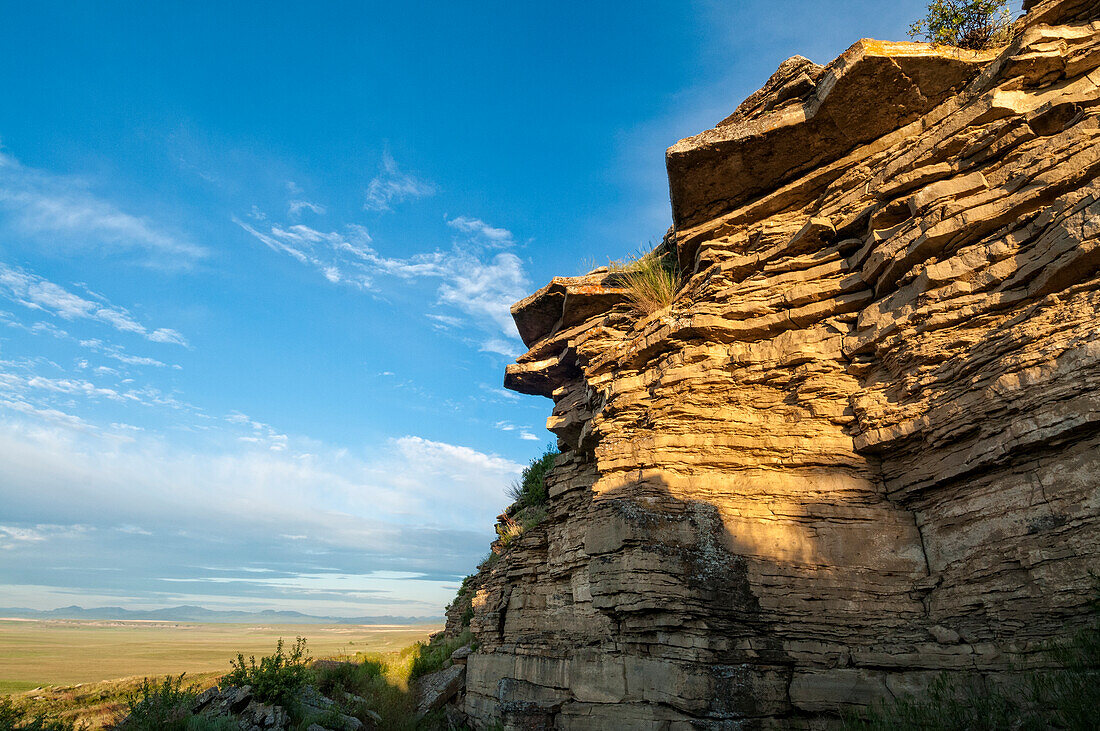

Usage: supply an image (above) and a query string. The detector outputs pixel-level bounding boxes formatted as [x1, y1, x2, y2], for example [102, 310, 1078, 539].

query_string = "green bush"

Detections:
[310, 651, 440, 731]
[506, 445, 558, 509]
[0, 697, 85, 731]
[408, 630, 473, 681]
[908, 0, 1012, 50]
[118, 674, 196, 731]
[224, 637, 310, 708]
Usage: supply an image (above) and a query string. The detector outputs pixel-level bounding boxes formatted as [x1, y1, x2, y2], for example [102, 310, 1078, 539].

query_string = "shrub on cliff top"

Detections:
[908, 0, 1013, 50]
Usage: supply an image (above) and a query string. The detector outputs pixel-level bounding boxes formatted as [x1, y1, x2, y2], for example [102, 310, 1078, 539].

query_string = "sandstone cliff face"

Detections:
[455, 1, 1100, 727]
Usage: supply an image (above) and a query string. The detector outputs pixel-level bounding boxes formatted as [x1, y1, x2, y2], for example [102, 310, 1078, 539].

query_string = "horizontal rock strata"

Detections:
[456, 1, 1100, 728]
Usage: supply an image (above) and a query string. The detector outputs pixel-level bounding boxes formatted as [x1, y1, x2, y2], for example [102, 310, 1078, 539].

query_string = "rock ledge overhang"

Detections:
[666, 39, 996, 230]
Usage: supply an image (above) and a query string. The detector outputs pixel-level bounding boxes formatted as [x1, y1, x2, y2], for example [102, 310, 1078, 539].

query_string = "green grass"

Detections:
[2, 673, 223, 729]
[224, 637, 310, 707]
[117, 674, 196, 731]
[496, 445, 558, 548]
[408, 630, 473, 681]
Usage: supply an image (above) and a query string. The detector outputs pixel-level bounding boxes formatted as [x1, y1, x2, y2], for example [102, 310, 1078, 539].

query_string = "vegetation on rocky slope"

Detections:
[223, 637, 310, 709]
[497, 445, 558, 547]
[504, 444, 557, 510]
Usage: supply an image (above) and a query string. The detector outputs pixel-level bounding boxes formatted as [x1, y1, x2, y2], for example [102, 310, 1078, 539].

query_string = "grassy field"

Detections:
[0, 618, 441, 693]
[0, 618, 441, 728]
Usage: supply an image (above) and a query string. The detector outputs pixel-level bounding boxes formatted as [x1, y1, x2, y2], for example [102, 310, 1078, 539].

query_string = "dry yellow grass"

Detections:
[608, 249, 680, 316]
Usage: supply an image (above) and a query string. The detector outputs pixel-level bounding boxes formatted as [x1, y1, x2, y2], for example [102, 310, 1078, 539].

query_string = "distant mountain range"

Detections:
[0, 604, 440, 624]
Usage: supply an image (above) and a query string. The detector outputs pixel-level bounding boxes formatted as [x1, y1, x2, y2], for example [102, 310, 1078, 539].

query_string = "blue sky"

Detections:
[0, 0, 935, 617]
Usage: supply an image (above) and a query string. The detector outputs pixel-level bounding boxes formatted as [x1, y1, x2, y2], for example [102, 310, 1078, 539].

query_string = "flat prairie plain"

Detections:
[0, 618, 441, 693]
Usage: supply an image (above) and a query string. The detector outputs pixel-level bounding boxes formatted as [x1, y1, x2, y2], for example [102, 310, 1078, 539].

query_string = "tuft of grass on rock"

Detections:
[497, 445, 559, 548]
[609, 249, 680, 316]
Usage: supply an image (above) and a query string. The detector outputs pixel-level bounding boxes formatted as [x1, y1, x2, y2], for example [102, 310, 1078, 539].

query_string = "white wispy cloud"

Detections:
[284, 182, 327, 221]
[479, 383, 520, 402]
[288, 200, 326, 218]
[79, 340, 175, 369]
[226, 410, 289, 452]
[0, 263, 188, 346]
[0, 371, 133, 403]
[519, 431, 540, 441]
[446, 216, 513, 246]
[0, 524, 90, 550]
[479, 338, 522, 358]
[363, 151, 435, 212]
[0, 397, 98, 433]
[0, 149, 206, 265]
[235, 218, 529, 347]
[0, 358, 199, 424]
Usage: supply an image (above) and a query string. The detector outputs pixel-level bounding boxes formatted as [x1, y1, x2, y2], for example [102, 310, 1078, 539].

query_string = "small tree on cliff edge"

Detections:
[909, 0, 1013, 50]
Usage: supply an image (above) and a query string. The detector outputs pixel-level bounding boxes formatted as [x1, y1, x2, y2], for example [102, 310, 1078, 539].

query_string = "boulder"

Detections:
[238, 699, 288, 730]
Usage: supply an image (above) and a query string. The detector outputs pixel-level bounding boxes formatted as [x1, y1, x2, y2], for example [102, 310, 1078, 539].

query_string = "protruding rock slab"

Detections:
[510, 273, 628, 348]
[416, 664, 466, 717]
[666, 39, 994, 229]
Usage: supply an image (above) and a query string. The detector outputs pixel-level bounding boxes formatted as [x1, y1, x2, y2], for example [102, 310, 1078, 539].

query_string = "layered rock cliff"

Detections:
[451, 0, 1100, 727]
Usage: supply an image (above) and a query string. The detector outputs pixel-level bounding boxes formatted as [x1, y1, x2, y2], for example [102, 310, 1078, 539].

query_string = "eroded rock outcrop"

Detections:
[454, 1, 1100, 727]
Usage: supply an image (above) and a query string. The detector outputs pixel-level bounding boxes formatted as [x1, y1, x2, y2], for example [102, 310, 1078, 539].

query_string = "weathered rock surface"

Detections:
[455, 1, 1100, 728]
[188, 685, 292, 730]
[416, 663, 467, 717]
